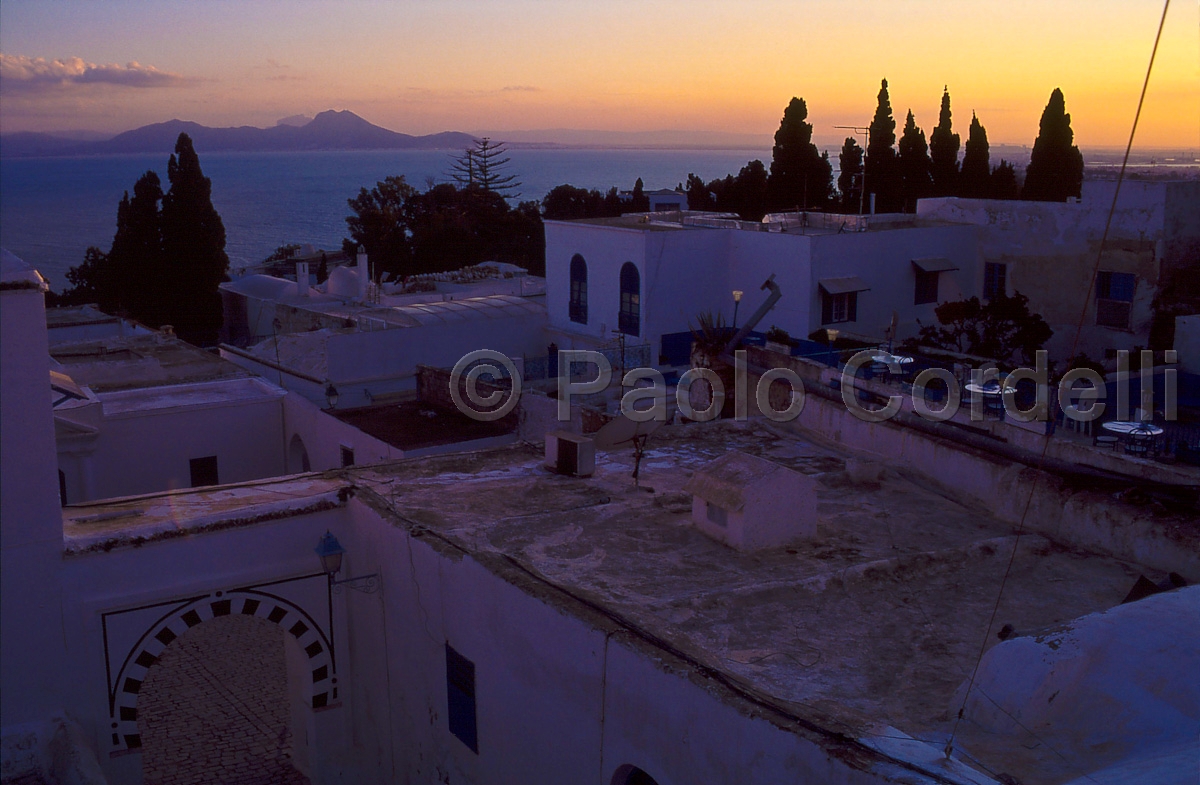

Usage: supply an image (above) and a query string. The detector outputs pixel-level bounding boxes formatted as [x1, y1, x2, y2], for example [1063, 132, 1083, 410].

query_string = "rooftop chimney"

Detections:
[296, 261, 310, 297]
[356, 246, 368, 302]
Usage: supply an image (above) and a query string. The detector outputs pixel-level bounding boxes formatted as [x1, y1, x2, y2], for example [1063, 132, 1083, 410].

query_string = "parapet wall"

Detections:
[741, 347, 1200, 578]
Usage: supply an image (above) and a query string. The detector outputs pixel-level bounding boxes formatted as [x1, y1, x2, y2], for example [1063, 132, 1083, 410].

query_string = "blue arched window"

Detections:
[569, 254, 588, 324]
[618, 262, 640, 336]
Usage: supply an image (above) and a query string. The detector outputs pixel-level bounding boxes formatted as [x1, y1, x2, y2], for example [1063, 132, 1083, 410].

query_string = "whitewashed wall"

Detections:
[58, 382, 289, 503]
[1, 266, 71, 729]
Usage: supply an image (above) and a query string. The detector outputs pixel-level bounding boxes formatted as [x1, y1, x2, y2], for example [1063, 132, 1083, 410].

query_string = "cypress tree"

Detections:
[897, 110, 933, 212]
[160, 133, 230, 344]
[1022, 88, 1084, 201]
[929, 87, 960, 197]
[107, 172, 165, 323]
[630, 177, 650, 211]
[767, 97, 833, 211]
[959, 113, 992, 199]
[837, 137, 864, 214]
[866, 78, 901, 212]
[990, 160, 1020, 200]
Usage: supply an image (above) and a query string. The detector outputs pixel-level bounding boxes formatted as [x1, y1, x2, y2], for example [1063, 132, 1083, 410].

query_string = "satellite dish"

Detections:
[592, 415, 664, 485]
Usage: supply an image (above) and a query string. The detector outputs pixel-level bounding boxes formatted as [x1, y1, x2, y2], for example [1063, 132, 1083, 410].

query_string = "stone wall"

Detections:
[416, 365, 519, 431]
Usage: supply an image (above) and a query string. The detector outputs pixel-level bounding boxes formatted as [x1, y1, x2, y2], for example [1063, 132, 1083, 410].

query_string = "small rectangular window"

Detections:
[1096, 272, 1135, 329]
[914, 270, 939, 305]
[1096, 271, 1135, 302]
[984, 262, 1007, 300]
[445, 644, 478, 753]
[706, 501, 728, 527]
[822, 291, 857, 324]
[340, 446, 355, 468]
[189, 456, 219, 487]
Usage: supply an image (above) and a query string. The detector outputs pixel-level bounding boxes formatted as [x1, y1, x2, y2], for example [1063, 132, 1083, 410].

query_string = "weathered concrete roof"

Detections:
[44, 304, 120, 328]
[49, 334, 251, 392]
[62, 419, 1196, 783]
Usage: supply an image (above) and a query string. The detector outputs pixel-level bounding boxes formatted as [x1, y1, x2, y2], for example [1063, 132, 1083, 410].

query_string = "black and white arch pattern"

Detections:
[108, 589, 335, 753]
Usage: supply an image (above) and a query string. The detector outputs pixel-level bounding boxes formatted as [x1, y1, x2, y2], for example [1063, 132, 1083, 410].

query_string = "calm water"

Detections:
[0, 148, 769, 291]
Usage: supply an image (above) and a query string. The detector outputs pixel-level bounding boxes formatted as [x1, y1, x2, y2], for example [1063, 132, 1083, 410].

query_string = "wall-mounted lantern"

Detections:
[315, 531, 379, 594]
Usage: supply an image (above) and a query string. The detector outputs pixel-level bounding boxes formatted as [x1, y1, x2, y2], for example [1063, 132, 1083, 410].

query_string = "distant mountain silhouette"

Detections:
[0, 111, 476, 157]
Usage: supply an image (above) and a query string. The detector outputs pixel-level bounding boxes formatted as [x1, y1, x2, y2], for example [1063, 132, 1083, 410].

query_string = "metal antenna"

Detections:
[835, 124, 870, 216]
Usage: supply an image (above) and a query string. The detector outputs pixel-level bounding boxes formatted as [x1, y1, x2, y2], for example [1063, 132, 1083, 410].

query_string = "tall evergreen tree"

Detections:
[450, 138, 521, 197]
[766, 97, 833, 210]
[1022, 88, 1084, 201]
[959, 113, 992, 199]
[160, 133, 230, 344]
[897, 110, 933, 212]
[990, 160, 1020, 200]
[866, 78, 901, 212]
[837, 137, 864, 214]
[929, 87, 960, 197]
[630, 177, 651, 211]
[107, 171, 165, 322]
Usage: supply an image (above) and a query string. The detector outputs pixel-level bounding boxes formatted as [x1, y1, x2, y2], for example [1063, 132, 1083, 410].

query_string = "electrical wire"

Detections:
[945, 0, 1172, 766]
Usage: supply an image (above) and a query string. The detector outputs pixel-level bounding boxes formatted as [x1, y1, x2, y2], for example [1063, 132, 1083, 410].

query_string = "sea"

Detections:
[0, 148, 771, 291]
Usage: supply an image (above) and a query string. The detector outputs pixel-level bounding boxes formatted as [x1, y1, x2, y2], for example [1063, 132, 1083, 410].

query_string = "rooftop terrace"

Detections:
[60, 418, 1193, 783]
[50, 334, 251, 393]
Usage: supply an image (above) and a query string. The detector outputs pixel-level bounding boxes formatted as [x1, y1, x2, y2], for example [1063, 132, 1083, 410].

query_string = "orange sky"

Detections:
[1, 0, 1196, 149]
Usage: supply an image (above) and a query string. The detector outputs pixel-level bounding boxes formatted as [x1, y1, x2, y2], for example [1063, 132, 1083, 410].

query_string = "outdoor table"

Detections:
[871, 353, 914, 367]
[1100, 421, 1164, 436]
[964, 382, 1003, 396]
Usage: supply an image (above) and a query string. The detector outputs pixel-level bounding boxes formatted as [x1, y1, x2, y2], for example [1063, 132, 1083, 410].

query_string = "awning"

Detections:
[818, 276, 871, 295]
[912, 257, 959, 273]
[50, 370, 88, 407]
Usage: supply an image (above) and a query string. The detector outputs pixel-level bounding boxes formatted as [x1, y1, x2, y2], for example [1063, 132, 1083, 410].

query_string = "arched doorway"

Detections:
[138, 614, 313, 785]
[289, 433, 311, 473]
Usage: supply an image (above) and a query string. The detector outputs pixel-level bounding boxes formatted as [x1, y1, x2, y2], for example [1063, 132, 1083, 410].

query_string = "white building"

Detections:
[220, 258, 550, 409]
[544, 212, 979, 364]
[5, 248, 1197, 785]
[919, 179, 1200, 361]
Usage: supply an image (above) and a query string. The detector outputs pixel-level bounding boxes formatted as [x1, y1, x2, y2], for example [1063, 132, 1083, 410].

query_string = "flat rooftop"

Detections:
[50, 334, 251, 392]
[332, 400, 514, 451]
[552, 210, 942, 235]
[61, 419, 1192, 783]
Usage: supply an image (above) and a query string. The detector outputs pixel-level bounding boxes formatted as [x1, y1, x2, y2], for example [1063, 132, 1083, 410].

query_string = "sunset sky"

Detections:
[1, 0, 1196, 149]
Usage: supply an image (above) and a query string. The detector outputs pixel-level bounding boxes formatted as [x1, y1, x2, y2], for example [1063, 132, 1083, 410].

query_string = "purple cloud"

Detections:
[0, 54, 191, 93]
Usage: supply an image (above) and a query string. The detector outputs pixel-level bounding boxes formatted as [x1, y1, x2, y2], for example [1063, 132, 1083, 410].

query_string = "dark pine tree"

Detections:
[990, 160, 1020, 200]
[929, 87, 960, 197]
[959, 113, 992, 199]
[766, 97, 833, 211]
[686, 173, 715, 210]
[106, 171, 165, 323]
[898, 110, 933, 212]
[837, 137, 865, 213]
[866, 79, 901, 212]
[1022, 88, 1084, 201]
[630, 177, 651, 211]
[160, 133, 230, 344]
[345, 175, 418, 276]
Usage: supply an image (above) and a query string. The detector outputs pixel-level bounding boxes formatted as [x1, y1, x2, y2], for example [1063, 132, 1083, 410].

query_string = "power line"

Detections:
[945, 0, 1173, 763]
